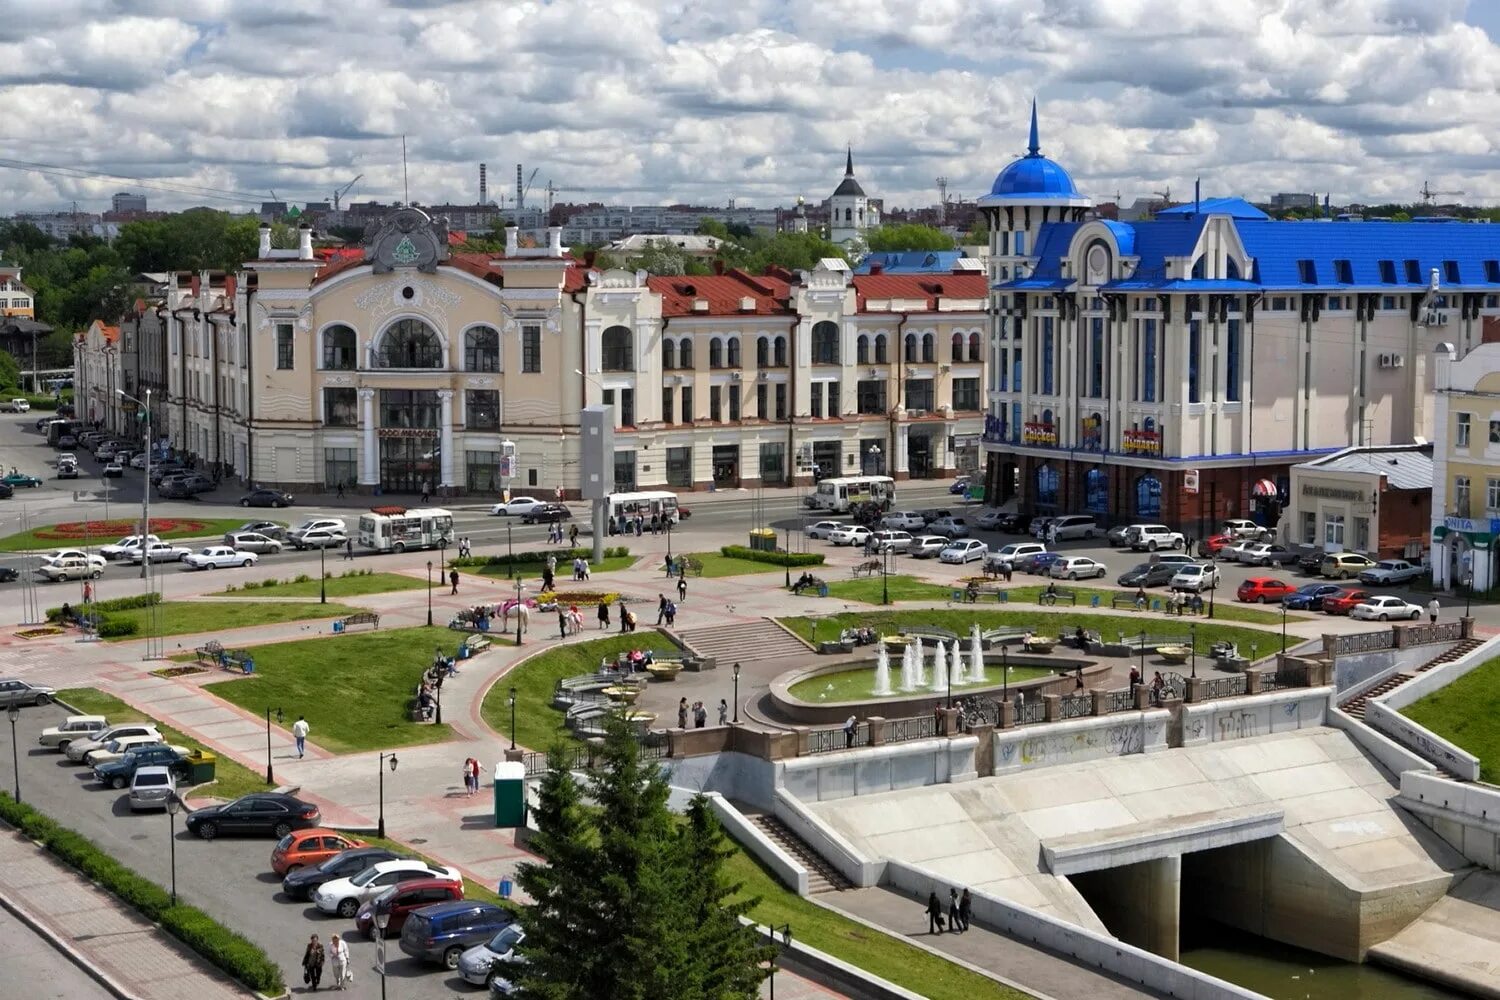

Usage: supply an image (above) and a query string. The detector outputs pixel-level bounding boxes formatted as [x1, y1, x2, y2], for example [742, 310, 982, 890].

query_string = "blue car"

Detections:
[1019, 551, 1063, 575]
[948, 477, 971, 495]
[1283, 583, 1343, 611]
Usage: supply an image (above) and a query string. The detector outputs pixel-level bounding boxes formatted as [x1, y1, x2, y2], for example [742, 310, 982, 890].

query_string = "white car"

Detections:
[489, 497, 544, 516]
[1359, 560, 1426, 585]
[1050, 556, 1107, 580]
[84, 735, 177, 767]
[939, 539, 988, 564]
[37, 554, 106, 581]
[881, 511, 927, 530]
[288, 518, 346, 543]
[130, 453, 149, 468]
[1129, 525, 1185, 552]
[42, 548, 93, 563]
[65, 724, 162, 763]
[38, 715, 108, 750]
[184, 546, 258, 570]
[828, 525, 872, 547]
[292, 528, 348, 550]
[102, 461, 124, 477]
[129, 542, 192, 564]
[225, 531, 283, 554]
[313, 860, 463, 918]
[928, 516, 971, 538]
[1169, 563, 1219, 592]
[804, 520, 846, 540]
[100, 534, 162, 560]
[868, 530, 913, 553]
[1218, 539, 1259, 562]
[974, 509, 1005, 531]
[1350, 596, 1424, 621]
[907, 535, 947, 559]
[1222, 518, 1265, 539]
[1045, 515, 1099, 541]
[3, 398, 30, 412]
[986, 542, 1045, 570]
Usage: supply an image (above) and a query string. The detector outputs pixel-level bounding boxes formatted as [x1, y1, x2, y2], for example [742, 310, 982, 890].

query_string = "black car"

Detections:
[999, 513, 1034, 534]
[521, 503, 571, 525]
[240, 489, 295, 508]
[1117, 562, 1179, 588]
[0, 482, 13, 500]
[1295, 552, 1325, 575]
[184, 792, 320, 840]
[281, 846, 405, 901]
[0, 567, 18, 582]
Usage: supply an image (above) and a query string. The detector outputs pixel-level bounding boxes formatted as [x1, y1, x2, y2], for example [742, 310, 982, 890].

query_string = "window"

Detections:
[999, 348, 1009, 391]
[1036, 465, 1060, 507]
[921, 333, 934, 363]
[1301, 511, 1317, 544]
[904, 333, 918, 362]
[662, 386, 674, 423]
[968, 332, 981, 362]
[874, 334, 888, 363]
[827, 382, 840, 417]
[662, 339, 676, 370]
[726, 337, 741, 367]
[619, 388, 634, 427]
[709, 338, 724, 369]
[464, 325, 500, 372]
[377, 318, 443, 368]
[324, 448, 357, 492]
[856, 380, 887, 414]
[1225, 318, 1241, 401]
[276, 323, 294, 370]
[1012, 349, 1023, 394]
[601, 325, 632, 371]
[727, 383, 740, 420]
[1040, 317, 1054, 395]
[1187, 319, 1201, 403]
[1490, 419, 1500, 445]
[521, 324, 541, 372]
[775, 383, 786, 420]
[811, 321, 839, 364]
[905, 378, 934, 411]
[952, 377, 980, 411]
[774, 336, 786, 367]
[856, 335, 869, 365]
[710, 385, 722, 421]
[681, 386, 692, 424]
[810, 383, 823, 418]
[1089, 317, 1103, 397]
[679, 338, 693, 368]
[1134, 474, 1162, 517]
[466, 390, 500, 429]
[756, 383, 768, 419]
[379, 389, 440, 428]
[951, 333, 965, 362]
[1457, 412, 1472, 448]
[321, 325, 356, 370]
[1487, 477, 1500, 512]
[666, 447, 692, 488]
[1140, 319, 1158, 402]
[323, 387, 357, 426]
[1455, 475, 1472, 515]
[1324, 513, 1346, 547]
[757, 337, 770, 367]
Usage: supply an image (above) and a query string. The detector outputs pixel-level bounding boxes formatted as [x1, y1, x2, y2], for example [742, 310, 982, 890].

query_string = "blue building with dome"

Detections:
[973, 103, 1500, 554]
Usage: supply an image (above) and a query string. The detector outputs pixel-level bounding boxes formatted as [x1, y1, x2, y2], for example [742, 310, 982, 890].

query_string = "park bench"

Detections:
[339, 611, 380, 631]
[899, 625, 959, 643]
[952, 582, 1006, 604]
[1036, 587, 1078, 607]
[220, 649, 253, 674]
[463, 635, 492, 655]
[407, 685, 436, 722]
[851, 559, 882, 578]
[195, 640, 225, 664]
[1112, 594, 1149, 611]
[980, 627, 1032, 648]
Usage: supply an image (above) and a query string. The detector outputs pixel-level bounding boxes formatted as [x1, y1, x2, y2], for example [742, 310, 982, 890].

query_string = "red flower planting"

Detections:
[33, 518, 208, 541]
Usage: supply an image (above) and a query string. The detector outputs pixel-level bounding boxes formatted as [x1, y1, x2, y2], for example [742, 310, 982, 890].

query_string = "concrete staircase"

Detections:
[748, 814, 851, 894]
[674, 619, 809, 665]
[1338, 638, 1485, 719]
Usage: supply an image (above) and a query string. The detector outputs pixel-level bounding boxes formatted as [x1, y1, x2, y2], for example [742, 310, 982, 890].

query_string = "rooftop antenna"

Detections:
[1194, 178, 1200, 213]
[401, 135, 410, 205]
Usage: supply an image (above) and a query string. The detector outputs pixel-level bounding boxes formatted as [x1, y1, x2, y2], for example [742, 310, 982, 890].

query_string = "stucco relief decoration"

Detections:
[357, 388, 376, 400]
[498, 303, 519, 337]
[545, 306, 562, 335]
[368, 207, 449, 274]
[296, 302, 313, 333]
[353, 278, 460, 326]
[323, 375, 353, 386]
[467, 377, 496, 388]
[253, 301, 272, 333]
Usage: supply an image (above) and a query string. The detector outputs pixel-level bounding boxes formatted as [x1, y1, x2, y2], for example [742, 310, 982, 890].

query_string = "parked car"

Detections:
[85, 735, 173, 767]
[881, 511, 926, 530]
[520, 503, 571, 525]
[314, 859, 463, 918]
[129, 542, 192, 564]
[160, 473, 215, 496]
[56, 461, 77, 479]
[1106, 524, 1135, 546]
[1359, 559, 1426, 585]
[1043, 515, 1099, 541]
[128, 766, 178, 811]
[225, 531, 283, 554]
[1239, 542, 1301, 567]
[828, 525, 872, 547]
[399, 900, 515, 969]
[1018, 551, 1064, 575]
[1215, 539, 1258, 562]
[1222, 518, 1266, 539]
[1001, 513, 1035, 535]
[927, 516, 971, 538]
[1050, 556, 1107, 580]
[1296, 551, 1327, 575]
[987, 542, 1046, 570]
[804, 520, 845, 540]
[129, 453, 149, 469]
[1169, 563, 1219, 592]
[1350, 596, 1424, 621]
[939, 539, 987, 564]
[36, 554, 105, 581]
[1, 471, 42, 488]
[1237, 577, 1296, 604]
[37, 715, 108, 750]
[0, 567, 15, 582]
[868, 530, 913, 554]
[458, 922, 527, 987]
[1321, 588, 1372, 616]
[1117, 562, 1179, 588]
[183, 546, 258, 570]
[356, 878, 466, 939]
[184, 792, 322, 841]
[1129, 525, 1185, 552]
[291, 528, 348, 551]
[100, 534, 162, 560]
[148, 462, 186, 483]
[281, 846, 407, 902]
[974, 509, 1005, 531]
[1029, 516, 1054, 540]
[907, 535, 948, 559]
[94, 744, 190, 789]
[239, 488, 295, 508]
[918, 508, 952, 524]
[1281, 583, 1346, 612]
[948, 477, 971, 495]
[0, 481, 13, 499]
[1322, 552, 1377, 580]
[489, 497, 545, 516]
[271, 828, 369, 876]
[65, 724, 162, 763]
[0, 678, 55, 708]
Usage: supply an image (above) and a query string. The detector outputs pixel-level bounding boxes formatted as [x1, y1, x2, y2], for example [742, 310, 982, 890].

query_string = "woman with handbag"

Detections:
[302, 934, 325, 991]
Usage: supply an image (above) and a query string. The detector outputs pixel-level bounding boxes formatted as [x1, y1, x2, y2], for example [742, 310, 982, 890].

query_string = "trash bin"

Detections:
[747, 528, 776, 552]
[493, 761, 527, 828]
[187, 750, 217, 785]
[242, 657, 255, 675]
[332, 620, 345, 634]
[499, 877, 514, 900]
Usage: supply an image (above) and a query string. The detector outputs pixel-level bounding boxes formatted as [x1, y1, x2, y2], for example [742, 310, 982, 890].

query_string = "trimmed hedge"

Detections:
[97, 619, 139, 638]
[452, 546, 630, 568]
[0, 793, 283, 993]
[720, 545, 825, 568]
[48, 591, 162, 622]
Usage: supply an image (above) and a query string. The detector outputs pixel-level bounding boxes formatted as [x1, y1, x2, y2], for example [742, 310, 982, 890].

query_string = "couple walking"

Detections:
[462, 756, 482, 796]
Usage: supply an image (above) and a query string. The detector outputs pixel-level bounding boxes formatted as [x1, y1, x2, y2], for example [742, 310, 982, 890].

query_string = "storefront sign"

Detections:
[1183, 470, 1200, 494]
[1121, 429, 1161, 455]
[1302, 483, 1364, 502]
[1022, 422, 1056, 446]
[1444, 515, 1500, 534]
[377, 427, 439, 439]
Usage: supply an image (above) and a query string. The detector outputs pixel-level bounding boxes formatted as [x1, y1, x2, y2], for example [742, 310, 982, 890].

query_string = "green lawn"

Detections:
[214, 571, 425, 599]
[56, 688, 271, 801]
[724, 846, 1030, 1000]
[203, 626, 484, 754]
[0, 517, 262, 552]
[680, 552, 788, 578]
[103, 601, 364, 641]
[824, 574, 956, 603]
[466, 555, 635, 579]
[1401, 655, 1500, 783]
[479, 633, 680, 751]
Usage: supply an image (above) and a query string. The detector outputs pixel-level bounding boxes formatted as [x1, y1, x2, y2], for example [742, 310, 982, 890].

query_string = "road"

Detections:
[0, 904, 114, 999]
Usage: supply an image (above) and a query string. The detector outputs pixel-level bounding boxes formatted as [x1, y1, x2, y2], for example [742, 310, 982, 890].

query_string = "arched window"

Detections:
[1135, 474, 1162, 517]
[1143, 416, 1156, 434]
[662, 338, 676, 370]
[1041, 407, 1053, 427]
[464, 325, 500, 372]
[951, 333, 964, 362]
[1036, 464, 1060, 507]
[856, 335, 869, 365]
[601, 325, 633, 372]
[1085, 467, 1108, 514]
[756, 336, 769, 367]
[811, 321, 839, 364]
[679, 338, 694, 369]
[321, 324, 355, 370]
[709, 337, 723, 369]
[921, 333, 935, 363]
[727, 336, 741, 367]
[1191, 256, 1207, 280]
[875, 334, 888, 364]
[774, 336, 787, 367]
[968, 332, 982, 362]
[1225, 257, 1241, 280]
[377, 318, 443, 369]
[904, 333, 918, 362]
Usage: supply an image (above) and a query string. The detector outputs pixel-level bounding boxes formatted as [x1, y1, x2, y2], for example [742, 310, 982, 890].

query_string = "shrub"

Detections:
[47, 591, 161, 622]
[242, 580, 261, 590]
[719, 545, 824, 567]
[451, 546, 629, 568]
[293, 573, 311, 584]
[96, 618, 140, 638]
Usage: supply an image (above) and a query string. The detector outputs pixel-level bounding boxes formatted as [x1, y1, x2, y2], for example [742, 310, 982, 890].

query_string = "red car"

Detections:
[354, 877, 464, 938]
[1236, 577, 1296, 604]
[1322, 588, 1371, 616]
[1198, 533, 1236, 557]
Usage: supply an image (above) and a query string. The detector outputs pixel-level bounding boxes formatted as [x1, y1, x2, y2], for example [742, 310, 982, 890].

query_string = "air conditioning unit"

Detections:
[1422, 308, 1449, 327]
[756, 371, 770, 382]
[1390, 353, 1406, 368]
[1377, 352, 1392, 368]
[729, 371, 742, 381]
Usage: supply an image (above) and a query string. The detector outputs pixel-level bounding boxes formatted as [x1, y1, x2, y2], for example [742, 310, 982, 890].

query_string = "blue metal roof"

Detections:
[987, 101, 1082, 201]
[855, 250, 964, 274]
[1155, 198, 1269, 221]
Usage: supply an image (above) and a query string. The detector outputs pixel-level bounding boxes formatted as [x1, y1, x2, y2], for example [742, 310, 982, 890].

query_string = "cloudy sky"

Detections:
[3, 0, 1498, 215]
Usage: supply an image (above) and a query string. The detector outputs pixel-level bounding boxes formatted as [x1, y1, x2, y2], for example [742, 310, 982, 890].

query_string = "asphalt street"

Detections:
[0, 903, 113, 999]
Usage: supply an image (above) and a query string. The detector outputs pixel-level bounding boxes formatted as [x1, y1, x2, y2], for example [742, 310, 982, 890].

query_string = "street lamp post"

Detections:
[784, 527, 791, 588]
[264, 707, 274, 785]
[426, 561, 433, 627]
[165, 796, 180, 905]
[1139, 629, 1147, 688]
[881, 544, 890, 606]
[1002, 645, 1009, 700]
[439, 537, 447, 575]
[435, 681, 443, 726]
[378, 752, 398, 837]
[767, 924, 792, 1000]
[1465, 574, 1473, 619]
[666, 519, 673, 563]
[732, 662, 741, 723]
[117, 389, 152, 584]
[319, 542, 327, 604]
[7, 705, 19, 802]
[508, 687, 517, 750]
[506, 523, 513, 579]
[515, 579, 524, 647]
[867, 444, 881, 476]
[1189, 622, 1198, 679]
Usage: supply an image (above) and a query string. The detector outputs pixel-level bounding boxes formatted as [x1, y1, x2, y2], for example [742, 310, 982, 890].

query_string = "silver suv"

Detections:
[1044, 515, 1098, 541]
[1129, 524, 1185, 552]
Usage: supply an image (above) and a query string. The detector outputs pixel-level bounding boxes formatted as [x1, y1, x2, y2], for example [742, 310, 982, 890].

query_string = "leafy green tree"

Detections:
[0, 220, 53, 255]
[0, 350, 21, 391]
[959, 221, 990, 247]
[865, 223, 954, 252]
[696, 218, 731, 240]
[115, 209, 260, 273]
[629, 239, 712, 276]
[745, 231, 846, 272]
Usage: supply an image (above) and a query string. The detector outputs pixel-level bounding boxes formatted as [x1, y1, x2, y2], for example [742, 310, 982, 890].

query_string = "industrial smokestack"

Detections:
[516, 164, 523, 213]
[480, 163, 488, 206]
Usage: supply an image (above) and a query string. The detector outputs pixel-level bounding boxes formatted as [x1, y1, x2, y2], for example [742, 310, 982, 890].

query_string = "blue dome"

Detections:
[990, 155, 1080, 199]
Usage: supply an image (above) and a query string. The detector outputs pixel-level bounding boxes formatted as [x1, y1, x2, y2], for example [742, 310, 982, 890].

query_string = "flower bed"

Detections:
[14, 626, 63, 639]
[537, 591, 620, 606]
[150, 665, 207, 679]
[33, 518, 209, 542]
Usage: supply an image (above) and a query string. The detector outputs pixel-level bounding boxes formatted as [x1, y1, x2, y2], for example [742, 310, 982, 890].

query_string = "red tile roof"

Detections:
[648, 271, 793, 317]
[850, 273, 988, 311]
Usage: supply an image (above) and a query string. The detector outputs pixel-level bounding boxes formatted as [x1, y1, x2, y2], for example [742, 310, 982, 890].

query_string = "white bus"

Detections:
[357, 506, 455, 553]
[808, 475, 896, 512]
[606, 491, 680, 527]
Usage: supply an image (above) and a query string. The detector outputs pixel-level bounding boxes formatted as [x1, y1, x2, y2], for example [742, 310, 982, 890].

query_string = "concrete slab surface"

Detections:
[1370, 870, 1500, 998]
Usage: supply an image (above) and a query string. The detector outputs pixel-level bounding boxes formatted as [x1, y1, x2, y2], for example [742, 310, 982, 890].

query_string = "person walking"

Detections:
[948, 888, 963, 933]
[718, 699, 728, 725]
[958, 888, 972, 932]
[598, 601, 610, 630]
[693, 701, 707, 728]
[420, 480, 431, 504]
[344, 536, 354, 561]
[328, 932, 350, 989]
[925, 891, 945, 934]
[449, 567, 459, 595]
[302, 933, 325, 991]
[625, 608, 637, 632]
[1428, 598, 1440, 624]
[336, 480, 345, 500]
[844, 715, 857, 748]
[462, 757, 475, 795]
[677, 574, 687, 603]
[292, 716, 310, 759]
[468, 757, 481, 797]
[664, 600, 677, 627]
[568, 523, 578, 547]
[678, 698, 689, 730]
[656, 593, 668, 625]
[558, 608, 568, 639]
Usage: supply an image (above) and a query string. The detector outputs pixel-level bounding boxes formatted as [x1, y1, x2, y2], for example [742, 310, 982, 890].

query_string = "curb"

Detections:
[0, 869, 143, 1000]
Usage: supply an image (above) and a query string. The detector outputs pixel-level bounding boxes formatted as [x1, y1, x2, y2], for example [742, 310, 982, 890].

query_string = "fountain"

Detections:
[930, 640, 948, 693]
[873, 643, 893, 696]
[950, 640, 966, 688]
[968, 626, 985, 684]
[900, 640, 919, 691]
[914, 637, 927, 688]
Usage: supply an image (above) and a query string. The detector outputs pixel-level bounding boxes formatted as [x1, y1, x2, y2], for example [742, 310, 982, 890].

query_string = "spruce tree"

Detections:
[676, 794, 777, 998]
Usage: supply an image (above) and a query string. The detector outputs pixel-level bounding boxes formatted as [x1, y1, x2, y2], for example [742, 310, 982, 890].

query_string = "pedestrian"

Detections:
[1129, 665, 1141, 690]
[421, 480, 431, 504]
[558, 609, 568, 638]
[925, 891, 945, 934]
[656, 593, 668, 625]
[82, 580, 92, 603]
[569, 524, 579, 547]
[344, 536, 354, 561]
[693, 701, 707, 728]
[958, 888, 972, 932]
[1074, 666, 1084, 690]
[468, 757, 481, 797]
[542, 566, 555, 592]
[302, 933, 325, 991]
[677, 575, 687, 603]
[598, 601, 610, 630]
[1428, 598, 1440, 624]
[948, 888, 963, 933]
[664, 554, 675, 577]
[678, 698, 689, 729]
[625, 608, 637, 632]
[621, 607, 629, 633]
[718, 699, 728, 725]
[328, 932, 350, 989]
[844, 714, 857, 748]
[292, 715, 310, 758]
[462, 757, 475, 795]
[450, 568, 459, 594]
[336, 480, 345, 500]
[664, 600, 676, 627]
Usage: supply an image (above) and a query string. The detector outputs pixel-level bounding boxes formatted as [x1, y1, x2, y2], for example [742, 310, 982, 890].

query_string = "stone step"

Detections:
[1339, 672, 1413, 719]
[748, 813, 851, 894]
[675, 619, 809, 664]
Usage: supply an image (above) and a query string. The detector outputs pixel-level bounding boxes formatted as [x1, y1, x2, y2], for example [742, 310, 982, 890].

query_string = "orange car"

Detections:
[271, 828, 367, 875]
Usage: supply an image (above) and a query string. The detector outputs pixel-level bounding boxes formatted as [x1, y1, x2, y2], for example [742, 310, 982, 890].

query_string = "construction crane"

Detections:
[544, 180, 580, 215]
[332, 174, 364, 211]
[1420, 181, 1464, 205]
[516, 166, 539, 212]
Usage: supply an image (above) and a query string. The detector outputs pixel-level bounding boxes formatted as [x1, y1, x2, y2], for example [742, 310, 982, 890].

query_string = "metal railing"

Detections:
[887, 715, 938, 743]
[1108, 689, 1136, 713]
[1273, 663, 1310, 689]
[1201, 675, 1248, 701]
[522, 744, 595, 776]
[1017, 700, 1046, 725]
[1403, 621, 1464, 646]
[1331, 630, 1395, 656]
[805, 723, 869, 754]
[1058, 693, 1092, 720]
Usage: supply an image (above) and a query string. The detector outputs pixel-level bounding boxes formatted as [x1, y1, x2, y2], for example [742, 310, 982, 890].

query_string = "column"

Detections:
[359, 389, 377, 486]
[437, 389, 455, 488]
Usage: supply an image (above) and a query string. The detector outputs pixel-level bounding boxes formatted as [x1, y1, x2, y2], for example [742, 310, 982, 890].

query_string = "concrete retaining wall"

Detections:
[1326, 709, 1433, 779]
[743, 920, 926, 1000]
[1178, 687, 1331, 748]
[991, 710, 1170, 775]
[1397, 771, 1500, 870]
[779, 737, 977, 803]
[1365, 701, 1481, 782]
[1379, 634, 1500, 711]
[659, 750, 779, 812]
[707, 792, 809, 895]
[882, 858, 1264, 1000]
[774, 788, 883, 888]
